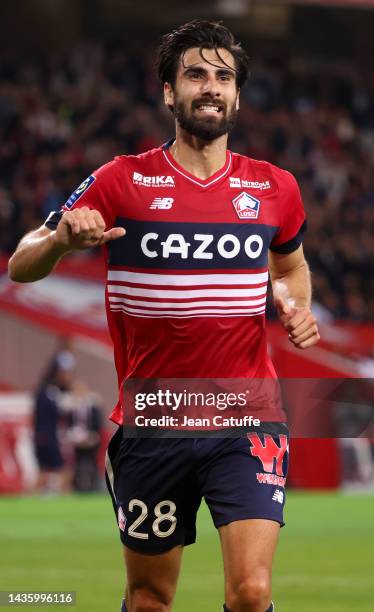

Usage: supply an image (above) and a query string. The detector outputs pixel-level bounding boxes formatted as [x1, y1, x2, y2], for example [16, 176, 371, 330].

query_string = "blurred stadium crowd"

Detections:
[0, 42, 373, 320]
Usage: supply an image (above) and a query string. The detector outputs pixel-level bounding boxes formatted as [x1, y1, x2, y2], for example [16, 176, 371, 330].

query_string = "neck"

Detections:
[170, 126, 228, 180]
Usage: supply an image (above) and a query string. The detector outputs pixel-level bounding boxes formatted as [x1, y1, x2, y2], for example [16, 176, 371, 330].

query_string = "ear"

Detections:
[235, 90, 240, 111]
[164, 82, 174, 108]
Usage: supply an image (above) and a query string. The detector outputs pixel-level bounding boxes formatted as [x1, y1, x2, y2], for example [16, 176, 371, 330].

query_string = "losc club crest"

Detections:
[232, 192, 261, 220]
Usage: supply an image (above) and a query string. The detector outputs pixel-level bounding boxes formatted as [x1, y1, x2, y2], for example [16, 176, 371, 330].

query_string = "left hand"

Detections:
[274, 295, 320, 349]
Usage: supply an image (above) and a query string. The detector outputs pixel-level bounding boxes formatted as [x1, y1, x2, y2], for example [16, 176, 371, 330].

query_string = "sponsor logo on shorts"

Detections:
[229, 177, 271, 190]
[133, 172, 175, 187]
[118, 506, 127, 532]
[248, 433, 288, 475]
[272, 489, 284, 504]
[232, 192, 261, 220]
[256, 473, 286, 487]
[65, 175, 96, 209]
[149, 197, 174, 210]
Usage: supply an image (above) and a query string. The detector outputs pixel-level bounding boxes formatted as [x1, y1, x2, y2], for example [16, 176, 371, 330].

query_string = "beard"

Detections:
[174, 96, 238, 141]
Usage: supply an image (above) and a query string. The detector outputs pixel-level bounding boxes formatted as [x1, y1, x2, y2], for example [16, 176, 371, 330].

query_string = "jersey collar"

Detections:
[162, 138, 232, 189]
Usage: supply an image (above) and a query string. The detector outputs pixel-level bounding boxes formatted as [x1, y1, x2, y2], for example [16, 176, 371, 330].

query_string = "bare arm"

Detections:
[269, 245, 320, 349]
[8, 225, 69, 283]
[8, 207, 126, 283]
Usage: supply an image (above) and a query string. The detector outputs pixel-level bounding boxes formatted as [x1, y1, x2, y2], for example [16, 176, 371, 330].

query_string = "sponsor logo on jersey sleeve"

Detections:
[133, 172, 175, 187]
[149, 197, 174, 210]
[232, 192, 261, 219]
[229, 177, 271, 190]
[64, 175, 96, 208]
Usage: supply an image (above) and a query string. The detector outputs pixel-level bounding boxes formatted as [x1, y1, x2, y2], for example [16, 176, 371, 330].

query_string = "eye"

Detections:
[219, 73, 232, 82]
[189, 71, 202, 79]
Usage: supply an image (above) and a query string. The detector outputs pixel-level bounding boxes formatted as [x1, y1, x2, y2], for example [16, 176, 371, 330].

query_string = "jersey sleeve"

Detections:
[270, 171, 307, 254]
[44, 158, 124, 230]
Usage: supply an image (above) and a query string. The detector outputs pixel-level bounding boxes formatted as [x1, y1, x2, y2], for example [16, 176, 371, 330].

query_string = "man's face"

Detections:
[164, 47, 239, 141]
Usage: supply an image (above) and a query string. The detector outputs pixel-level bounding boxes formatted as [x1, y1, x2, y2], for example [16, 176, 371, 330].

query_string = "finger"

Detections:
[283, 308, 311, 332]
[289, 314, 317, 338]
[74, 209, 91, 232]
[289, 324, 319, 345]
[86, 210, 104, 233]
[101, 227, 126, 243]
[88, 230, 102, 243]
[295, 332, 320, 349]
[78, 210, 105, 241]
[64, 214, 81, 236]
[89, 213, 106, 240]
[91, 209, 106, 231]
[87, 218, 100, 233]
[87, 226, 103, 242]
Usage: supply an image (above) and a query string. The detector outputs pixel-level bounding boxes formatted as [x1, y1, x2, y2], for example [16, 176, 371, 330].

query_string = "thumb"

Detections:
[101, 227, 126, 243]
[274, 294, 292, 316]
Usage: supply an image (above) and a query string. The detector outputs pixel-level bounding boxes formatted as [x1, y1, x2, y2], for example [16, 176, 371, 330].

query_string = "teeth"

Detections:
[198, 105, 220, 112]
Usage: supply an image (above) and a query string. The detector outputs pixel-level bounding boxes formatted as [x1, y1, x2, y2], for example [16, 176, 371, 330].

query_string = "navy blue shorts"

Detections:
[35, 443, 64, 470]
[105, 427, 289, 553]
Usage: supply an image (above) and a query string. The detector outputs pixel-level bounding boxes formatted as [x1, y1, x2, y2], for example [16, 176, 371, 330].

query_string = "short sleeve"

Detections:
[44, 158, 124, 230]
[270, 171, 307, 254]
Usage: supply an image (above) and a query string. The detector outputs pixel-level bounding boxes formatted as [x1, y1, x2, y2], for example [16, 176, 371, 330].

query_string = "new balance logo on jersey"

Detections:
[149, 197, 174, 210]
[229, 177, 271, 190]
[133, 172, 175, 187]
[272, 489, 284, 504]
[233, 192, 261, 220]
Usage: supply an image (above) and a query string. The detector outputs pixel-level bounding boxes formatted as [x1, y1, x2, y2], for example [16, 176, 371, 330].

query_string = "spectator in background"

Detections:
[65, 380, 102, 492]
[33, 349, 76, 494]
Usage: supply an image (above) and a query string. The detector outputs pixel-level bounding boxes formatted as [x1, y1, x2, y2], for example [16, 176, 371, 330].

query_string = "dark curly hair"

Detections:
[158, 20, 250, 90]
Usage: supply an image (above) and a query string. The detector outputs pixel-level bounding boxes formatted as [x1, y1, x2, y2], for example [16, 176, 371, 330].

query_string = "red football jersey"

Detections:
[46, 141, 306, 424]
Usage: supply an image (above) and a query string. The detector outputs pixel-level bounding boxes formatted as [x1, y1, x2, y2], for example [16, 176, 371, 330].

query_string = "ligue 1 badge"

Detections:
[65, 174, 96, 209]
[232, 192, 261, 220]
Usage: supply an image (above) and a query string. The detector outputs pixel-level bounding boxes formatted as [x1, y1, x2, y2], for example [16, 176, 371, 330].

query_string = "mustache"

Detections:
[191, 98, 226, 112]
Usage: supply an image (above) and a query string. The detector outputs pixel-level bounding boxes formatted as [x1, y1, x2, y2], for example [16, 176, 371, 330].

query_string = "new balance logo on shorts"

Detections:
[272, 489, 284, 504]
[149, 197, 174, 209]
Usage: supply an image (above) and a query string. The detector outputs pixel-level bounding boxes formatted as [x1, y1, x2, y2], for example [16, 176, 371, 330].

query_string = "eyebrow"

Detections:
[183, 66, 235, 77]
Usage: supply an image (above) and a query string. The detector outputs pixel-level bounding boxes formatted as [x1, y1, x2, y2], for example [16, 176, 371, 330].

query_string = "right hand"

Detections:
[274, 294, 320, 350]
[54, 206, 126, 251]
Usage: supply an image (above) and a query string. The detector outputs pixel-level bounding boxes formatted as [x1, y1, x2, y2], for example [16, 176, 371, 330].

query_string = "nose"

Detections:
[200, 73, 221, 98]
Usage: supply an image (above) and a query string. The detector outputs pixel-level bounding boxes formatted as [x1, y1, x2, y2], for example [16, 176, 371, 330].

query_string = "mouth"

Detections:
[194, 103, 224, 115]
